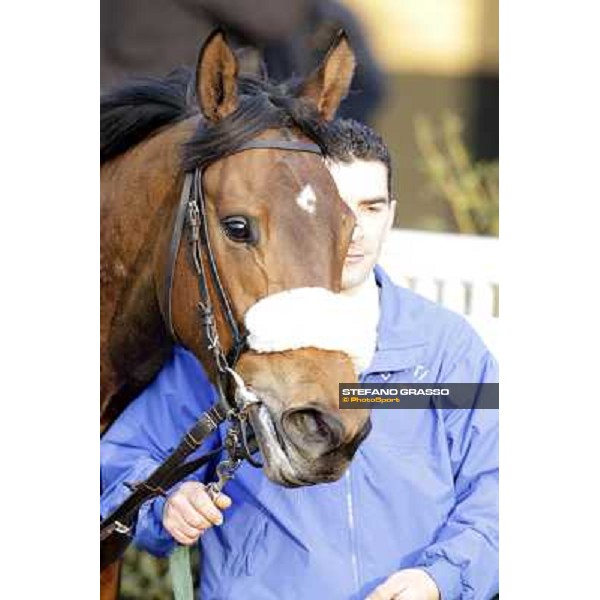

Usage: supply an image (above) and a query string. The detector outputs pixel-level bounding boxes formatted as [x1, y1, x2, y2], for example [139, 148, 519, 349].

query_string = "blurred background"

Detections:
[102, 0, 498, 236]
[348, 0, 498, 234]
[101, 2, 498, 596]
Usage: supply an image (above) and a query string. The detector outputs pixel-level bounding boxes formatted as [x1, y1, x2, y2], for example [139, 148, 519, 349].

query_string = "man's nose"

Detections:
[351, 221, 364, 243]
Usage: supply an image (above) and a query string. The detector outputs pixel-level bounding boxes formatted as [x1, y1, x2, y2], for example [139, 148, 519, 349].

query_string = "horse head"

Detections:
[101, 30, 372, 487]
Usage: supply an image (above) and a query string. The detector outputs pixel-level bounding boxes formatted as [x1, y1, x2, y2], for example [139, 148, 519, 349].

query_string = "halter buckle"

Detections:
[187, 200, 201, 241]
[114, 520, 132, 536]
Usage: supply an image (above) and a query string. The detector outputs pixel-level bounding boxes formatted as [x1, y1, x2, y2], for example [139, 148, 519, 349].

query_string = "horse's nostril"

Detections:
[282, 407, 343, 451]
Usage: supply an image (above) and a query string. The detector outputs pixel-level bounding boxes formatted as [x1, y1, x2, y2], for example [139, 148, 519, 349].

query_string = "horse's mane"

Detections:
[100, 68, 193, 164]
[100, 67, 329, 167]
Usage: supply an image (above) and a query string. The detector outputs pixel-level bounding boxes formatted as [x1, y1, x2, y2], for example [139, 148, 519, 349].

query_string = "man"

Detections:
[101, 119, 499, 600]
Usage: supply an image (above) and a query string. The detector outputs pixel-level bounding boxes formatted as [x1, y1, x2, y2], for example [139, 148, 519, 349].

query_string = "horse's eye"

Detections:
[221, 216, 255, 243]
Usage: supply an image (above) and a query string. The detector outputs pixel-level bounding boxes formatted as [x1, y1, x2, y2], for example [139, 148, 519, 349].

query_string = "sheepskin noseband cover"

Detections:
[244, 281, 379, 375]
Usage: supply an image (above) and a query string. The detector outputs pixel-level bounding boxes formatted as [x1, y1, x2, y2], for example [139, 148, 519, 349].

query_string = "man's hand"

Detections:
[163, 481, 232, 545]
[365, 568, 440, 600]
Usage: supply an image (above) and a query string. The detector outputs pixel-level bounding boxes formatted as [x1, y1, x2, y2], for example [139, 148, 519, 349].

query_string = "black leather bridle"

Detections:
[100, 138, 323, 569]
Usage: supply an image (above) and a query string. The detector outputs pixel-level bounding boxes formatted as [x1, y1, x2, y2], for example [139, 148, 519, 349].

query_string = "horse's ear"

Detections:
[297, 30, 356, 121]
[196, 29, 239, 122]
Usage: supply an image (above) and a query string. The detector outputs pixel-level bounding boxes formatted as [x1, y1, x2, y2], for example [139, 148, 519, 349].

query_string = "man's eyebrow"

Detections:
[358, 197, 389, 205]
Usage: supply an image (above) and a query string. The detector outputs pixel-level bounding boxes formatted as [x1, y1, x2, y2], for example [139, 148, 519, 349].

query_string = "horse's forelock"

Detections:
[182, 78, 328, 171]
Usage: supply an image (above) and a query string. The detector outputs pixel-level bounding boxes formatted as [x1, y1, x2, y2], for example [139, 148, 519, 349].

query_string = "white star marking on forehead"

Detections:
[296, 184, 317, 215]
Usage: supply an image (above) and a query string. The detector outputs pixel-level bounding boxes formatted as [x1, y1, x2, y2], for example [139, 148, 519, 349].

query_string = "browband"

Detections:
[229, 140, 324, 155]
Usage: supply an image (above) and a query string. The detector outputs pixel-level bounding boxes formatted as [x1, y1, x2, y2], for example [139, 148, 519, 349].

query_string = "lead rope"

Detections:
[168, 419, 252, 598]
[170, 546, 195, 600]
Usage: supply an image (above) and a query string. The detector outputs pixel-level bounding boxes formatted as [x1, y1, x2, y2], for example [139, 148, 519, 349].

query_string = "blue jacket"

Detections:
[101, 266, 499, 600]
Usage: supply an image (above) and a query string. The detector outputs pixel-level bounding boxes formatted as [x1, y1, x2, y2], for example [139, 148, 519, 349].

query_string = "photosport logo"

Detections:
[338, 383, 499, 409]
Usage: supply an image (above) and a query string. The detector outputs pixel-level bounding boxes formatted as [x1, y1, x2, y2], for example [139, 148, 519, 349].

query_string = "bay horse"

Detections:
[101, 30, 372, 598]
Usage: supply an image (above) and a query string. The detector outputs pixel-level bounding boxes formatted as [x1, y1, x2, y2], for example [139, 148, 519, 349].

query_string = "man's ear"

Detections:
[296, 30, 356, 121]
[196, 29, 239, 122]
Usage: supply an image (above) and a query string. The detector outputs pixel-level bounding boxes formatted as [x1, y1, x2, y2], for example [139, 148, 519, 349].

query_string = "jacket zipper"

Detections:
[345, 468, 360, 596]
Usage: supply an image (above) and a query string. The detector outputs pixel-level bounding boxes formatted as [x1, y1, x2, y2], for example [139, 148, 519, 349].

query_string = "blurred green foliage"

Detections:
[120, 546, 170, 599]
[415, 113, 499, 236]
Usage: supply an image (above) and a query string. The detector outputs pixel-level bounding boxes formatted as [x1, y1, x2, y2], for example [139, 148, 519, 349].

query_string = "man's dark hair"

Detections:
[324, 118, 392, 199]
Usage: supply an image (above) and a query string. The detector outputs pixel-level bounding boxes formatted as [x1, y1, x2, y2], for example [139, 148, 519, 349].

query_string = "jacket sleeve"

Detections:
[418, 321, 499, 600]
[100, 348, 223, 557]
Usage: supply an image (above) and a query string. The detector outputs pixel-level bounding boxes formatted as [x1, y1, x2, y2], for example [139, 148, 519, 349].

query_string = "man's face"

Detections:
[328, 159, 395, 290]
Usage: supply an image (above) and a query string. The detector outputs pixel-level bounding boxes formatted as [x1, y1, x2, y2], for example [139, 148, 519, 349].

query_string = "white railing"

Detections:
[379, 229, 499, 357]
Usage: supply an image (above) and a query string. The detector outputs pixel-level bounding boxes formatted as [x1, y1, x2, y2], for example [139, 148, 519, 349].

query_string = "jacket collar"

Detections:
[361, 265, 428, 375]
